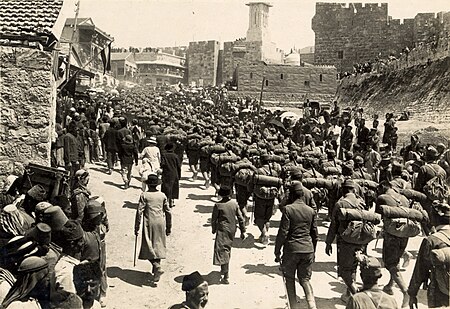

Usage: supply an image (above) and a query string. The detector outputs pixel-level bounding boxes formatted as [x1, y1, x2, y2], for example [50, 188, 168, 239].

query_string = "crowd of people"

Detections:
[0, 83, 450, 309]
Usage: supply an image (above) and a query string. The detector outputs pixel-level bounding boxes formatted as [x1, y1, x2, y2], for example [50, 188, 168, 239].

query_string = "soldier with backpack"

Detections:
[186, 127, 203, 181]
[408, 202, 450, 308]
[252, 154, 282, 246]
[414, 146, 448, 229]
[325, 179, 379, 303]
[376, 180, 416, 308]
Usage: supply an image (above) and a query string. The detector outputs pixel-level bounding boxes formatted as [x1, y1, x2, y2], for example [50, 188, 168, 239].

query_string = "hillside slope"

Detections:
[335, 57, 450, 123]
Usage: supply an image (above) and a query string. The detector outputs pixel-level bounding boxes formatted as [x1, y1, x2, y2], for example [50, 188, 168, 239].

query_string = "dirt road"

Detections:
[87, 159, 428, 309]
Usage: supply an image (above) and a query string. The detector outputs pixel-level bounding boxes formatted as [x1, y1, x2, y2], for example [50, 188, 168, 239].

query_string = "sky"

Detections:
[59, 0, 450, 51]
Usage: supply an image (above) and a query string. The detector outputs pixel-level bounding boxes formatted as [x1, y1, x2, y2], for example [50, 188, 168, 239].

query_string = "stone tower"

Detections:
[246, 2, 272, 43]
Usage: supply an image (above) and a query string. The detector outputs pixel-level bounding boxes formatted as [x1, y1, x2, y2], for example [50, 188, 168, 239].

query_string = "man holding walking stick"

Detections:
[275, 182, 318, 309]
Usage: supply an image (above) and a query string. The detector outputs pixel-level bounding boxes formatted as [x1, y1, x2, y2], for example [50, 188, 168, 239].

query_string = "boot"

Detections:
[285, 279, 299, 309]
[300, 280, 317, 309]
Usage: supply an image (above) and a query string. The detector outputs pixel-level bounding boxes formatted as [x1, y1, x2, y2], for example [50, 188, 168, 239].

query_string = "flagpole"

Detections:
[65, 0, 80, 83]
[59, 39, 114, 91]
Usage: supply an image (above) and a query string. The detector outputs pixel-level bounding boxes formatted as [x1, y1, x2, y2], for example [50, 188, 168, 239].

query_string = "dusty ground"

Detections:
[86, 156, 429, 309]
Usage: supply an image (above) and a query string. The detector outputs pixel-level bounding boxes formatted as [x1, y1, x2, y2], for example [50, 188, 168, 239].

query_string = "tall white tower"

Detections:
[246, 2, 272, 43]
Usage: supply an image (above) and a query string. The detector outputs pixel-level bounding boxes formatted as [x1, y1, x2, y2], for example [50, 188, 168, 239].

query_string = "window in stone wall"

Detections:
[304, 80, 310, 87]
[319, 74, 323, 82]
[280, 73, 284, 80]
[338, 50, 344, 59]
[265, 79, 269, 87]
[250, 72, 253, 79]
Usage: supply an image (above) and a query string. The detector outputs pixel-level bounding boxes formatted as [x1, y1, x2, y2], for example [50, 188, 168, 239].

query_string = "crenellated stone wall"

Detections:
[0, 46, 56, 181]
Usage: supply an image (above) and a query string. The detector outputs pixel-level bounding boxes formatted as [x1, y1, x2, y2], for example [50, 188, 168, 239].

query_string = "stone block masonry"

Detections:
[187, 40, 220, 87]
[237, 63, 337, 103]
[0, 46, 56, 182]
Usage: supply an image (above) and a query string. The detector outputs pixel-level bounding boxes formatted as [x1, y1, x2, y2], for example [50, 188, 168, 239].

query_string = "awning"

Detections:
[70, 64, 95, 78]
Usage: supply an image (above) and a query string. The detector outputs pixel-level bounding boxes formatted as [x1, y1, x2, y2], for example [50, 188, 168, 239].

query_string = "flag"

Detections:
[100, 42, 112, 74]
[61, 72, 78, 97]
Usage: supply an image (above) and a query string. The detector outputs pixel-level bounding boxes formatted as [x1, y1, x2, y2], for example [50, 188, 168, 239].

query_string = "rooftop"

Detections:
[0, 0, 64, 48]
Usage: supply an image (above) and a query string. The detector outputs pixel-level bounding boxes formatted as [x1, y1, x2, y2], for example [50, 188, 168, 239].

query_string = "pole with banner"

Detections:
[257, 76, 265, 124]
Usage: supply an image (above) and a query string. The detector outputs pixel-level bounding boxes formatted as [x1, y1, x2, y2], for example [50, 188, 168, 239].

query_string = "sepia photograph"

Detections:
[0, 0, 450, 308]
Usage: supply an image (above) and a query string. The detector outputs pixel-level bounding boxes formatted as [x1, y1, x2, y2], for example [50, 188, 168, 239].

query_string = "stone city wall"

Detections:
[237, 63, 337, 102]
[187, 40, 220, 87]
[0, 46, 56, 181]
[312, 2, 450, 72]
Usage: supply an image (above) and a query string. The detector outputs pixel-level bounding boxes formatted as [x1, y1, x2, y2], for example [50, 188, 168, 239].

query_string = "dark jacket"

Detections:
[275, 199, 318, 256]
[120, 142, 138, 165]
[103, 127, 118, 152]
[161, 151, 181, 180]
[63, 132, 79, 164]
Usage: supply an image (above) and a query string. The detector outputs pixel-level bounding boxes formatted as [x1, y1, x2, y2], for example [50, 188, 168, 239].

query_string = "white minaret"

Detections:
[246, 2, 272, 43]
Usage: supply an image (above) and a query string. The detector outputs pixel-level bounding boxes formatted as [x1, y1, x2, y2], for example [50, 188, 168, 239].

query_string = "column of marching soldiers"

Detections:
[0, 85, 449, 309]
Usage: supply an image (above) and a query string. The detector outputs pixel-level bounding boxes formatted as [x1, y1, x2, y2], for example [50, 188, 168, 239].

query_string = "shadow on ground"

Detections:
[104, 180, 124, 189]
[187, 193, 215, 201]
[242, 264, 281, 278]
[180, 182, 203, 189]
[194, 204, 213, 214]
[107, 266, 155, 287]
[123, 200, 137, 209]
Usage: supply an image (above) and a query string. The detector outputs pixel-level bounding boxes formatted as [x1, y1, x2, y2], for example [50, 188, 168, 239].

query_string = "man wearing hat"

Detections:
[346, 255, 398, 309]
[140, 136, 161, 174]
[71, 169, 91, 224]
[325, 179, 367, 303]
[211, 187, 246, 284]
[414, 145, 447, 228]
[275, 182, 318, 309]
[408, 202, 450, 308]
[119, 135, 139, 189]
[169, 271, 209, 309]
[161, 143, 181, 208]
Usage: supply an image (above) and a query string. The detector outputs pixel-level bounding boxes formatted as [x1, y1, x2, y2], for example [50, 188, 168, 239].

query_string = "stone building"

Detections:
[187, 2, 284, 87]
[60, 17, 115, 88]
[110, 52, 138, 87]
[187, 40, 220, 87]
[236, 62, 337, 102]
[0, 0, 65, 180]
[135, 50, 187, 87]
[312, 2, 450, 73]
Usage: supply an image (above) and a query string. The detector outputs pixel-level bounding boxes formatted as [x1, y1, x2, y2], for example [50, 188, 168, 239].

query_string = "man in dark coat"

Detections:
[211, 187, 246, 284]
[63, 121, 80, 188]
[275, 182, 318, 309]
[103, 121, 119, 174]
[120, 135, 139, 189]
[161, 143, 181, 208]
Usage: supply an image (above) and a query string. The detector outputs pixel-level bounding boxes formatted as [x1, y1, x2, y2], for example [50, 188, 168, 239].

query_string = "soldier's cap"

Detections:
[290, 181, 305, 196]
[360, 256, 382, 278]
[260, 154, 271, 161]
[342, 179, 357, 188]
[182, 271, 206, 292]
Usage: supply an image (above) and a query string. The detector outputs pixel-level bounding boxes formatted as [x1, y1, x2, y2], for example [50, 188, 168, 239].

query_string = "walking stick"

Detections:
[278, 262, 292, 309]
[133, 235, 138, 267]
